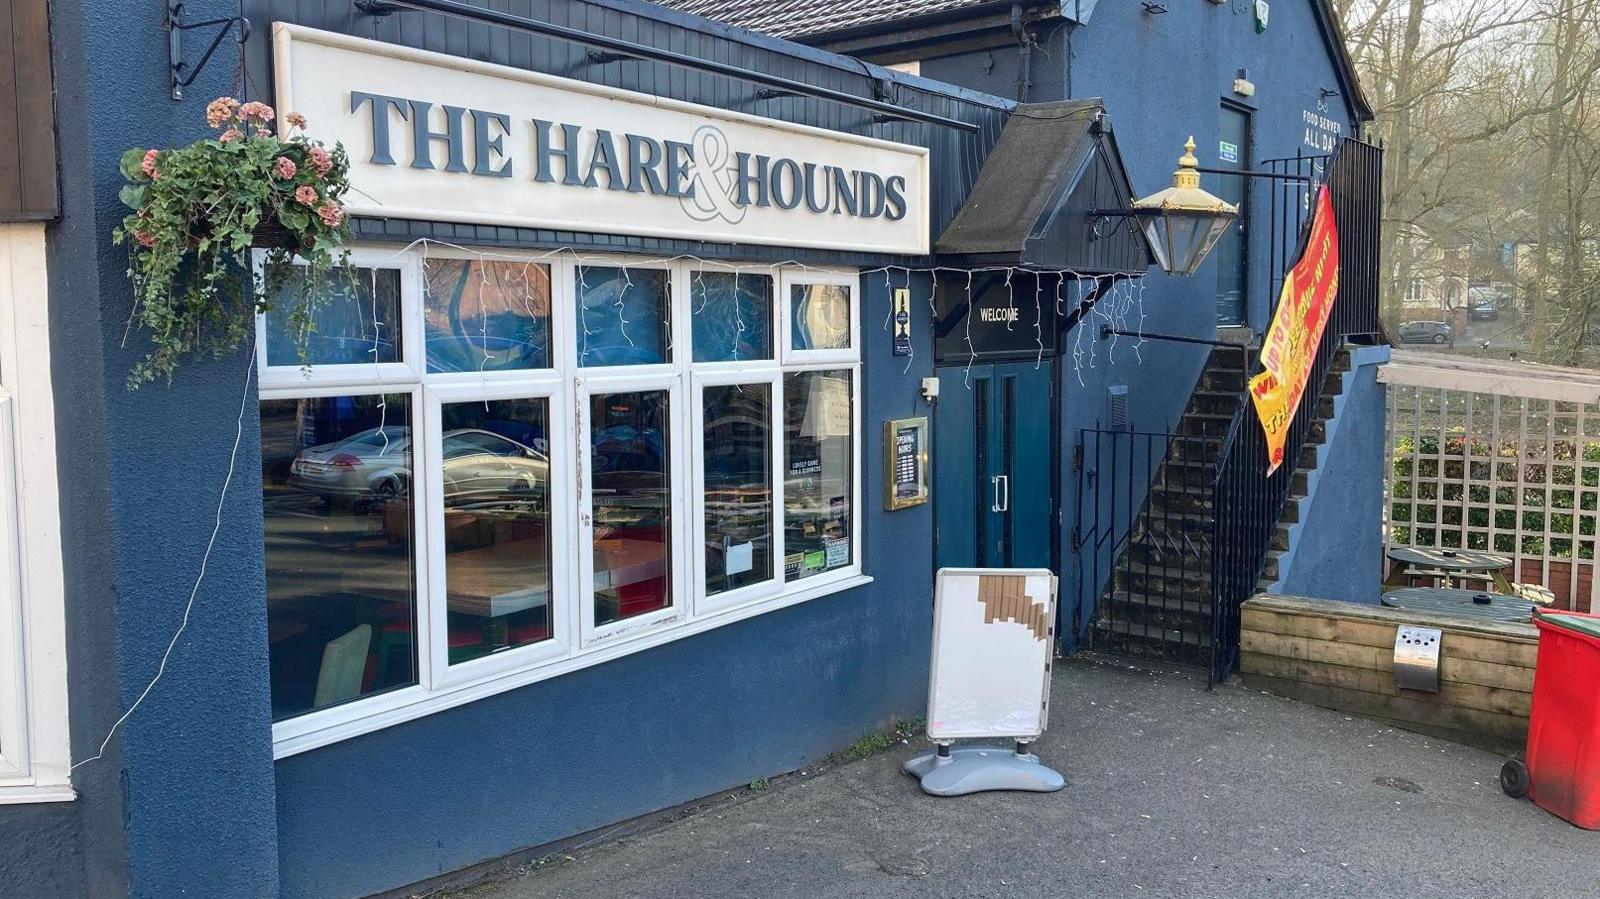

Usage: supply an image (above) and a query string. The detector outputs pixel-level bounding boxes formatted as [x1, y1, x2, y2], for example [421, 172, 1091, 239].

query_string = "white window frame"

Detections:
[255, 247, 424, 390]
[778, 363, 865, 594]
[261, 247, 869, 758]
[692, 369, 785, 616]
[0, 224, 72, 804]
[424, 379, 573, 688]
[577, 369, 689, 647]
[779, 270, 859, 366]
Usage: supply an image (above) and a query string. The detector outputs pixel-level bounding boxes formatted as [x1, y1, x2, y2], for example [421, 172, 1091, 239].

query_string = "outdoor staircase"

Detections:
[1089, 345, 1352, 668]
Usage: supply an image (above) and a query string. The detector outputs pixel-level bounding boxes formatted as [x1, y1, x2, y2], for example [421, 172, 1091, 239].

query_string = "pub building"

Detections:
[0, 1, 1385, 897]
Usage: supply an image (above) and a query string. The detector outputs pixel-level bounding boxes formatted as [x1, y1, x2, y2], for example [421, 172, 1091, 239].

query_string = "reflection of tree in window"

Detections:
[424, 259, 551, 373]
[784, 370, 852, 580]
[692, 272, 773, 362]
[265, 266, 401, 366]
[578, 268, 671, 367]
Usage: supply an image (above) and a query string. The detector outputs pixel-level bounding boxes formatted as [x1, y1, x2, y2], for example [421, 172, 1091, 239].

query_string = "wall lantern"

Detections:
[1130, 137, 1239, 277]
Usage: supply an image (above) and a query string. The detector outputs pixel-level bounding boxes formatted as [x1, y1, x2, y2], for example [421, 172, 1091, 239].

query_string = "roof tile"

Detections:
[652, 0, 996, 39]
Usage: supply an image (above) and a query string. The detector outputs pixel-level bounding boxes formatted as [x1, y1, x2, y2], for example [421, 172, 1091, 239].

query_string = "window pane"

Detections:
[262, 394, 415, 720]
[264, 266, 402, 367]
[440, 399, 553, 664]
[692, 272, 773, 362]
[591, 390, 671, 625]
[424, 259, 552, 373]
[783, 370, 853, 580]
[578, 267, 671, 367]
[703, 384, 773, 595]
[789, 283, 852, 351]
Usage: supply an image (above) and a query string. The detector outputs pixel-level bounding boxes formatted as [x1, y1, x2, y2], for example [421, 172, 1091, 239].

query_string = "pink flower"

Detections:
[239, 101, 275, 122]
[133, 230, 156, 248]
[307, 145, 333, 177]
[220, 128, 242, 143]
[294, 185, 318, 206]
[205, 96, 240, 129]
[285, 112, 307, 129]
[316, 203, 344, 228]
[256, 127, 272, 138]
[274, 157, 298, 180]
[141, 149, 159, 179]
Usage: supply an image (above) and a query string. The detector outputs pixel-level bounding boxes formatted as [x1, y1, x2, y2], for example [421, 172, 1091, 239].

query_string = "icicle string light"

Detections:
[338, 238, 1145, 390]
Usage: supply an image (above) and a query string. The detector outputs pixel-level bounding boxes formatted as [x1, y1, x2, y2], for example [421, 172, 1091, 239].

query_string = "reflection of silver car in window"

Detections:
[440, 429, 549, 508]
[289, 427, 547, 507]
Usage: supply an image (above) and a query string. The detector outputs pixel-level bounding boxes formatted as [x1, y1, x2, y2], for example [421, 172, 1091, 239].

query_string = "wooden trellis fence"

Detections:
[1380, 351, 1600, 611]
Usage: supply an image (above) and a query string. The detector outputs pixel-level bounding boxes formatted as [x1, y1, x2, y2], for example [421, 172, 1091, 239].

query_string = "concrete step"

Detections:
[1090, 617, 1214, 667]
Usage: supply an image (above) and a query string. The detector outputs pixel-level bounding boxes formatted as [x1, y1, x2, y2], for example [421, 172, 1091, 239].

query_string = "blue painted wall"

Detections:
[0, 1, 281, 898]
[1276, 348, 1390, 604]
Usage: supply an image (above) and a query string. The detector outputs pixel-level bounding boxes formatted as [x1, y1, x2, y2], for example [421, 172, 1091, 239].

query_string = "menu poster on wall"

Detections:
[883, 417, 930, 510]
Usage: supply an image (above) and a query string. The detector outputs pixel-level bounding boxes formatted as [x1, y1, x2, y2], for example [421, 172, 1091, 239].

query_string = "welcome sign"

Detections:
[272, 24, 931, 254]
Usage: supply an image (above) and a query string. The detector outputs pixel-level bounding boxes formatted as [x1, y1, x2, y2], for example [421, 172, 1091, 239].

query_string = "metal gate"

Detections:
[1072, 428, 1217, 672]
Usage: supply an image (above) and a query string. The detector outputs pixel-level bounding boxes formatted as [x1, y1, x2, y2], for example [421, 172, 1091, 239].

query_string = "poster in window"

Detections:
[883, 417, 930, 510]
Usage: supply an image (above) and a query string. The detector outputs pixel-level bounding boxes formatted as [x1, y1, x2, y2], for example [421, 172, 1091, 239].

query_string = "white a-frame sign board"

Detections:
[927, 568, 1057, 740]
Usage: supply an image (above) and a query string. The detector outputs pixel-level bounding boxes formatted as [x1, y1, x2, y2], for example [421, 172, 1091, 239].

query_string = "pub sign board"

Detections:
[272, 24, 932, 254]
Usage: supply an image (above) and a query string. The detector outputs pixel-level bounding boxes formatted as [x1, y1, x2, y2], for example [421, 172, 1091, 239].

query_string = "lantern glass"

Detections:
[1139, 210, 1234, 277]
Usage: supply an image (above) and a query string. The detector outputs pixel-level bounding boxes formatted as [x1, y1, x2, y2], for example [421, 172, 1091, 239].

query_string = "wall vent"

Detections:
[1108, 386, 1130, 431]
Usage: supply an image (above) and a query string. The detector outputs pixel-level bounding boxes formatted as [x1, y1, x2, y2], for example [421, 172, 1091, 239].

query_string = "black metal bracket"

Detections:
[1194, 166, 1311, 183]
[167, 2, 250, 101]
[1099, 325, 1245, 350]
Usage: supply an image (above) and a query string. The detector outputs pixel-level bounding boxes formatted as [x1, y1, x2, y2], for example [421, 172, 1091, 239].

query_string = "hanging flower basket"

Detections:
[114, 97, 355, 388]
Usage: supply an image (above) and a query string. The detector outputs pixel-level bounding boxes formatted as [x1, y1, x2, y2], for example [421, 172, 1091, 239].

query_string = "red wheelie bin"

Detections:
[1500, 611, 1600, 829]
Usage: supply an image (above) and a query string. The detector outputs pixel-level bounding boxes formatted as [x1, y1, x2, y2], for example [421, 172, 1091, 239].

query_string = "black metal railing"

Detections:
[1208, 138, 1384, 684]
[1074, 428, 1224, 670]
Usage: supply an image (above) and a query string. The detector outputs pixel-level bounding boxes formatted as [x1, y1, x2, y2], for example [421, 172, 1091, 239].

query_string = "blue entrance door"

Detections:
[934, 362, 1055, 570]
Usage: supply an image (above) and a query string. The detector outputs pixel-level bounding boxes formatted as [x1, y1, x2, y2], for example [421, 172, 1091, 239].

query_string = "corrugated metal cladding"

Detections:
[240, 0, 1013, 266]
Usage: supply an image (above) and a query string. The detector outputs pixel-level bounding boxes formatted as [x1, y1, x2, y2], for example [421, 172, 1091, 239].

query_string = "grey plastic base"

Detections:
[902, 746, 1066, 796]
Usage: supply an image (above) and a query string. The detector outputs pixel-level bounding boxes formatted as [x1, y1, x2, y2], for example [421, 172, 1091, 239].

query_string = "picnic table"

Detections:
[1381, 587, 1537, 624]
[1387, 547, 1512, 588]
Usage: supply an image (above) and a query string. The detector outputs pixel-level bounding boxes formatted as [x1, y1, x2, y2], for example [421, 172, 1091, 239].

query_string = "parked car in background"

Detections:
[1398, 320, 1454, 344]
[1468, 286, 1503, 320]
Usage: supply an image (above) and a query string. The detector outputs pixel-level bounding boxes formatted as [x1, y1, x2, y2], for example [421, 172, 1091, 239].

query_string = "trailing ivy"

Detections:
[114, 98, 353, 388]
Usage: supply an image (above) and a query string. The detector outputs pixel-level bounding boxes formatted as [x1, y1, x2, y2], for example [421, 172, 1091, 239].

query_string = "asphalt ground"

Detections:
[445, 656, 1596, 899]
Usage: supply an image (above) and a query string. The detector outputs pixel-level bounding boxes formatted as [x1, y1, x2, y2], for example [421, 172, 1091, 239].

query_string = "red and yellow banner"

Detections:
[1249, 186, 1340, 474]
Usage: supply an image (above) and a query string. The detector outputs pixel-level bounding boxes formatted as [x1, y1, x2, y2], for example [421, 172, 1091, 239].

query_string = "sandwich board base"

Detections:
[902, 745, 1065, 797]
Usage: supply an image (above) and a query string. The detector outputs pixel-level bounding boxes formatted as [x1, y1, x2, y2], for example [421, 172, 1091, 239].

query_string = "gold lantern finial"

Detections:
[1174, 137, 1202, 190]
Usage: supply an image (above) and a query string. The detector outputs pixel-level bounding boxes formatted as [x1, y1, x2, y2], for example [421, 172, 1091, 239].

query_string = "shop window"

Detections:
[258, 251, 862, 754]
[783, 370, 854, 580]
[261, 394, 419, 720]
[691, 272, 773, 362]
[701, 382, 775, 596]
[577, 266, 671, 366]
[589, 389, 673, 628]
[438, 398, 553, 664]
[424, 259, 552, 373]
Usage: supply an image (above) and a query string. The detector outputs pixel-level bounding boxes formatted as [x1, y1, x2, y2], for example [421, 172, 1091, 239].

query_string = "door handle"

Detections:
[991, 474, 1010, 513]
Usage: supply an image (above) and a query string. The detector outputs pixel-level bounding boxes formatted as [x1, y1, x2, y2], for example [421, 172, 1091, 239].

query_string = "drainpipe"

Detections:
[1011, 4, 1035, 103]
